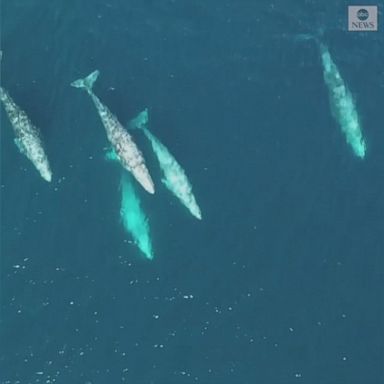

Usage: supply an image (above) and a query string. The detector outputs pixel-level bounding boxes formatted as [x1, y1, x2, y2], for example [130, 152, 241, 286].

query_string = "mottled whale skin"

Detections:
[294, 34, 366, 158]
[130, 109, 202, 220]
[0, 86, 52, 182]
[319, 43, 366, 158]
[71, 70, 155, 194]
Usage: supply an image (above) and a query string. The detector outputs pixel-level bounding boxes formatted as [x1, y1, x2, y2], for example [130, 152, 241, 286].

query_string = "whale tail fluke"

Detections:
[71, 70, 100, 92]
[284, 27, 324, 45]
[129, 108, 149, 130]
[293, 33, 317, 43]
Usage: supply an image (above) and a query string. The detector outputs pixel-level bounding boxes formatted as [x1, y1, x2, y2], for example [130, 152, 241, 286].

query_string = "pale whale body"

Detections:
[0, 86, 52, 182]
[71, 70, 155, 194]
[130, 109, 202, 220]
[106, 149, 154, 260]
[319, 43, 366, 158]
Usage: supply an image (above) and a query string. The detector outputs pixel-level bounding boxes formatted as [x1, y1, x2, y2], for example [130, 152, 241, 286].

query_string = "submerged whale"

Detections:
[130, 109, 202, 220]
[319, 43, 366, 158]
[106, 149, 154, 260]
[295, 34, 366, 158]
[0, 86, 52, 182]
[71, 70, 155, 194]
[120, 172, 154, 260]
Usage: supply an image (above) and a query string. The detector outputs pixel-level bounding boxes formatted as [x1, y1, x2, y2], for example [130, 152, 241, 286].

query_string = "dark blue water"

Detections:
[1, 1, 383, 383]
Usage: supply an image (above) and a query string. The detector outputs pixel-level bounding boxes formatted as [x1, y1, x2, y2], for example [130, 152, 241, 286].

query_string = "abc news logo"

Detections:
[348, 6, 378, 31]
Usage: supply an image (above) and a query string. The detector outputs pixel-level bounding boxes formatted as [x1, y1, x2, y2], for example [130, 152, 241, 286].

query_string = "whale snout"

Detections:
[43, 172, 52, 182]
[40, 167, 52, 182]
[145, 182, 155, 194]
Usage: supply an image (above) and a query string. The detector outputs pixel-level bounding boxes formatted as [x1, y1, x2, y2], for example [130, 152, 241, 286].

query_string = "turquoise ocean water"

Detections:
[1, 1, 383, 383]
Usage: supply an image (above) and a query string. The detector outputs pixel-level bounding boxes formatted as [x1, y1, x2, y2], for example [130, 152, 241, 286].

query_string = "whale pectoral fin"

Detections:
[104, 147, 119, 162]
[14, 138, 26, 154]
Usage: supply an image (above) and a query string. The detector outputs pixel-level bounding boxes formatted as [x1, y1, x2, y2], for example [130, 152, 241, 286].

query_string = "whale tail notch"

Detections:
[129, 108, 149, 130]
[71, 70, 100, 92]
